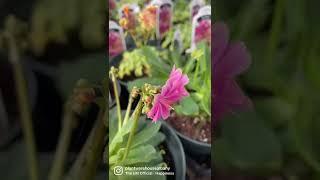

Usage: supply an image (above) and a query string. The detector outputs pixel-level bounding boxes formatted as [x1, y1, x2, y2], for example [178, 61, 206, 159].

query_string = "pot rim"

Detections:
[160, 121, 186, 180]
[164, 121, 211, 148]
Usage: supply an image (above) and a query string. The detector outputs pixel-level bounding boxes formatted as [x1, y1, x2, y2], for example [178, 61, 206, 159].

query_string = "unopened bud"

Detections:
[131, 86, 140, 98]
[143, 95, 152, 104]
[142, 105, 151, 114]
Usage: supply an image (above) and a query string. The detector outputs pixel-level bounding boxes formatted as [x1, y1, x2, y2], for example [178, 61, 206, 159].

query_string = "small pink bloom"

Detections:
[109, 0, 116, 10]
[148, 66, 189, 122]
[159, 5, 172, 36]
[195, 19, 211, 46]
[108, 31, 125, 58]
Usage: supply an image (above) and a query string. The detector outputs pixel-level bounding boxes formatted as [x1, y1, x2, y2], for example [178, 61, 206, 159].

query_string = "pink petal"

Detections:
[215, 42, 251, 79]
[213, 22, 229, 66]
[213, 79, 252, 121]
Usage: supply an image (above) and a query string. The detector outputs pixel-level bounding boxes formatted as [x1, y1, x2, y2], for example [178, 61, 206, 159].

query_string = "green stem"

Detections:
[266, 0, 285, 64]
[123, 95, 133, 125]
[48, 106, 76, 180]
[9, 34, 39, 180]
[111, 74, 122, 130]
[193, 60, 200, 83]
[121, 99, 143, 162]
[66, 109, 107, 180]
[130, 31, 141, 48]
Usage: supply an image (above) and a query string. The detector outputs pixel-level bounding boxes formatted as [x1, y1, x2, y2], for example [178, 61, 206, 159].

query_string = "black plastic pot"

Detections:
[161, 121, 186, 180]
[164, 122, 211, 157]
[186, 155, 211, 179]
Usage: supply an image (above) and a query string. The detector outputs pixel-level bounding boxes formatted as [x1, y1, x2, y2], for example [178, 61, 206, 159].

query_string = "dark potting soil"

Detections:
[167, 114, 211, 144]
[159, 143, 175, 180]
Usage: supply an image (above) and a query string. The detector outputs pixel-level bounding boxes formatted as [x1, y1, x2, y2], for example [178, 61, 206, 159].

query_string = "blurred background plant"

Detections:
[213, 0, 320, 179]
[0, 0, 107, 179]
[118, 47, 153, 80]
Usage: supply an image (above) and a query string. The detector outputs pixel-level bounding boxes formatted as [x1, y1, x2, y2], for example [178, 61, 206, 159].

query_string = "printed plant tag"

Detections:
[118, 3, 140, 18]
[189, 0, 205, 20]
[190, 5, 211, 51]
[109, 21, 126, 58]
[173, 29, 183, 53]
[151, 0, 173, 39]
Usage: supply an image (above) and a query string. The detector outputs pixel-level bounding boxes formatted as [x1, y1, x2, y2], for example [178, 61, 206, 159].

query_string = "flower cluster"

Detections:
[119, 5, 137, 31]
[139, 5, 158, 32]
[213, 22, 252, 122]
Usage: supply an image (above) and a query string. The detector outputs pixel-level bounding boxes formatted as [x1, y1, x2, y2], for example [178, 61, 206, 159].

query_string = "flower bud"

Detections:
[131, 86, 140, 98]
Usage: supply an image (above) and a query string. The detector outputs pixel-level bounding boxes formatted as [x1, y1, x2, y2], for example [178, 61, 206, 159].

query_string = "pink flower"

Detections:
[109, 0, 116, 10]
[147, 66, 189, 122]
[108, 31, 125, 58]
[213, 22, 252, 123]
[159, 5, 172, 36]
[195, 19, 211, 46]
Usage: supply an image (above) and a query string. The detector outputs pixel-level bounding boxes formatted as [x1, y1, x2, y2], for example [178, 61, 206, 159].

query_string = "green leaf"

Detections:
[131, 122, 162, 148]
[109, 114, 134, 156]
[175, 96, 199, 116]
[57, 53, 106, 98]
[120, 145, 160, 166]
[127, 78, 166, 92]
[140, 46, 171, 75]
[145, 133, 166, 147]
[214, 112, 283, 171]
[289, 95, 320, 173]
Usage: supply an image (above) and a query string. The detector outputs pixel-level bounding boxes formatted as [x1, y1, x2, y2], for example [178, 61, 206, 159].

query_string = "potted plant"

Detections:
[127, 42, 212, 157]
[107, 65, 188, 179]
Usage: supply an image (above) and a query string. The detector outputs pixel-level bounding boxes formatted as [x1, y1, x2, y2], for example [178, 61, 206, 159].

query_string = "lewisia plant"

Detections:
[213, 22, 252, 123]
[109, 65, 188, 127]
[108, 65, 188, 169]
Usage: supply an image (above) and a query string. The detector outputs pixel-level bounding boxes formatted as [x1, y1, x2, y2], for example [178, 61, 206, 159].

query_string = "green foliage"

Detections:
[30, 0, 106, 54]
[172, 0, 190, 24]
[57, 53, 106, 98]
[129, 42, 211, 119]
[107, 108, 166, 180]
[214, 112, 282, 171]
[215, 0, 320, 178]
[118, 47, 154, 79]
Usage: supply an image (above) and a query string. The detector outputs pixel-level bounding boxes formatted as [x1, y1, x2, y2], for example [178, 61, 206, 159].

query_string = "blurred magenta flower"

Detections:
[148, 66, 189, 122]
[109, 0, 116, 10]
[108, 31, 125, 58]
[213, 22, 252, 122]
[159, 5, 172, 37]
[195, 19, 211, 46]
